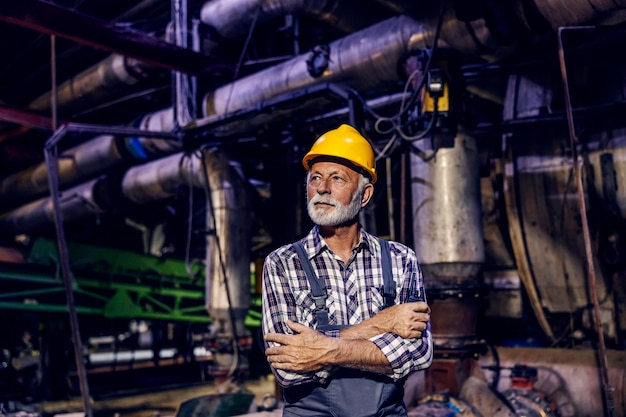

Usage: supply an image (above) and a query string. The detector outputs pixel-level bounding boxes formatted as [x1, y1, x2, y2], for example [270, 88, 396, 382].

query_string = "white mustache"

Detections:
[310, 194, 338, 206]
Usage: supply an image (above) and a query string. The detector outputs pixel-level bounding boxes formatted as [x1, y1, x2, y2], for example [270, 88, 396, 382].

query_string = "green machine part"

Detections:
[0, 238, 262, 327]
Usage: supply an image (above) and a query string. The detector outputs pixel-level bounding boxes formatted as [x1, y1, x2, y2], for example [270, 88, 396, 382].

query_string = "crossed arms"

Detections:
[265, 302, 432, 379]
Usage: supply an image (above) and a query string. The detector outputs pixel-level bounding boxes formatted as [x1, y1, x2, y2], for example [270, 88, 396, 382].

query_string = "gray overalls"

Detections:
[283, 239, 407, 417]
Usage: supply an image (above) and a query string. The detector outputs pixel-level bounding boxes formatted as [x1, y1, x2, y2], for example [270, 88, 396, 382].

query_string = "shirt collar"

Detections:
[306, 225, 378, 258]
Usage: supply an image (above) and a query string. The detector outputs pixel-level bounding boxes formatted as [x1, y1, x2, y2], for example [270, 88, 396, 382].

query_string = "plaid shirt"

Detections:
[262, 225, 433, 388]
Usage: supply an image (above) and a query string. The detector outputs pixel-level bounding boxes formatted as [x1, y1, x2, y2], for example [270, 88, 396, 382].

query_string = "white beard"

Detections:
[307, 189, 362, 226]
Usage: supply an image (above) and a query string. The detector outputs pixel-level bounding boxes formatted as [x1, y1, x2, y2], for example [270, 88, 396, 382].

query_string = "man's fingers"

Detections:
[265, 332, 292, 345]
[285, 319, 312, 333]
[265, 345, 284, 356]
[408, 302, 431, 313]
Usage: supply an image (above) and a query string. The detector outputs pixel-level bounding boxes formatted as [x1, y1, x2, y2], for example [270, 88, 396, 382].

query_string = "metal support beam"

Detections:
[0, 103, 59, 130]
[0, 0, 232, 77]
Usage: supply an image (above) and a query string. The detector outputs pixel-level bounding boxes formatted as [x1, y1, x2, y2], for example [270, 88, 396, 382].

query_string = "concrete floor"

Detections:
[39, 376, 281, 417]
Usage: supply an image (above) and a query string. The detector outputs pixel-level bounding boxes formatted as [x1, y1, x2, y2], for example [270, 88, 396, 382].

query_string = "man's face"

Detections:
[306, 161, 366, 227]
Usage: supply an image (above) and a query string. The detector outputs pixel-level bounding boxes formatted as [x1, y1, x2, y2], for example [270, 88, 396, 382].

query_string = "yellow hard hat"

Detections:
[302, 124, 377, 183]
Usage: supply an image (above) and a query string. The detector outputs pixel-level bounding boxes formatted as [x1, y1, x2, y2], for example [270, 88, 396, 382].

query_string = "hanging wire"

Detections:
[370, 0, 447, 142]
[223, 5, 262, 114]
[329, 0, 447, 163]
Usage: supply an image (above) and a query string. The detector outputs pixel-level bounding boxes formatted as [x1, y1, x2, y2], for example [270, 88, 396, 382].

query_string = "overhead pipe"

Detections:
[23, 0, 387, 125]
[0, 108, 180, 208]
[519, 0, 626, 31]
[27, 0, 190, 120]
[21, 0, 626, 124]
[201, 9, 499, 118]
[119, 150, 251, 341]
[0, 179, 105, 234]
[0, 8, 470, 209]
[28, 54, 161, 117]
[200, 0, 385, 38]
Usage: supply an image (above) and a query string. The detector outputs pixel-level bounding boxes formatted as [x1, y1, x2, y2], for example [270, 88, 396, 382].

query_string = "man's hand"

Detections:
[265, 319, 393, 375]
[265, 320, 337, 373]
[341, 301, 431, 340]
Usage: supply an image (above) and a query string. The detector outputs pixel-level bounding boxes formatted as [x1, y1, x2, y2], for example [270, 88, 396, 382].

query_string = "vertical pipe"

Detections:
[557, 25, 615, 417]
[44, 126, 93, 417]
[410, 130, 484, 347]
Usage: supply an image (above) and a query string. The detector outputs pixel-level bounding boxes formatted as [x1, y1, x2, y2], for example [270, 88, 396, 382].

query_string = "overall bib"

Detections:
[283, 240, 407, 417]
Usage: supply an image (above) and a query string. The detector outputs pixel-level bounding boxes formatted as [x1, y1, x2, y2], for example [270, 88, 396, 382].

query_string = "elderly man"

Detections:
[262, 124, 432, 417]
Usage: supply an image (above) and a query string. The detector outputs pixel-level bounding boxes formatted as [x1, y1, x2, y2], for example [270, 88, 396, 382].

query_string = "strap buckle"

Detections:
[312, 294, 328, 311]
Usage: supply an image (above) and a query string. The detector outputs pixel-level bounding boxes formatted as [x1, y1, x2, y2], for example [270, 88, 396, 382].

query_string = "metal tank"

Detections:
[410, 130, 485, 348]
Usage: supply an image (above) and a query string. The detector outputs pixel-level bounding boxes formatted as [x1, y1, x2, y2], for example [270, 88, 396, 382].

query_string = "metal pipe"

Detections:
[200, 0, 374, 38]
[29, 54, 157, 117]
[44, 124, 93, 417]
[0, 179, 104, 235]
[202, 15, 430, 117]
[557, 25, 615, 417]
[522, 0, 626, 30]
[409, 130, 484, 348]
[0, 114, 181, 206]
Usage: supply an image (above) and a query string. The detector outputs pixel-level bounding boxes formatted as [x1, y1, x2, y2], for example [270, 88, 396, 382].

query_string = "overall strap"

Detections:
[293, 242, 329, 327]
[378, 238, 396, 308]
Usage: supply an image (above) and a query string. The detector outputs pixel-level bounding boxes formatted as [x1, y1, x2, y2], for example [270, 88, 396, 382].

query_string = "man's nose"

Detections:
[316, 178, 330, 193]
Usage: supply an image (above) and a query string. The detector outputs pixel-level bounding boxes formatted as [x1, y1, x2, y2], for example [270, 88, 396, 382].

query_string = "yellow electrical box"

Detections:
[423, 81, 450, 113]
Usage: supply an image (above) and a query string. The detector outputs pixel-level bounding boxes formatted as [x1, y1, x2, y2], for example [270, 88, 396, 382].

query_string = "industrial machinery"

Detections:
[0, 1, 626, 416]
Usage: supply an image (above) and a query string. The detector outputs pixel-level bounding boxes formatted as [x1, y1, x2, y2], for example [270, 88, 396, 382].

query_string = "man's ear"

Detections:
[361, 183, 374, 207]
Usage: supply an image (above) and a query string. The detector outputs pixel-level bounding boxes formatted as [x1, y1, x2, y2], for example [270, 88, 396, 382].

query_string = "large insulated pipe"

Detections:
[517, 0, 626, 31]
[0, 179, 105, 234]
[200, 0, 379, 37]
[107, 148, 252, 376]
[0, 108, 180, 207]
[410, 130, 484, 348]
[120, 150, 251, 334]
[28, 54, 159, 117]
[201, 12, 497, 118]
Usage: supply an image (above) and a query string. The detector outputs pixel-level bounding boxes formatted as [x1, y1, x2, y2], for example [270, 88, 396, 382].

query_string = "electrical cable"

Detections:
[223, 5, 261, 114]
[373, 0, 447, 137]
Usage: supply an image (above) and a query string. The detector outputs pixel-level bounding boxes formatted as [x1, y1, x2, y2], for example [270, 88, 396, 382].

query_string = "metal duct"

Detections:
[200, 5, 507, 119]
[0, 109, 180, 206]
[119, 149, 251, 330]
[0, 135, 119, 207]
[28, 54, 158, 117]
[520, 0, 626, 30]
[0, 179, 104, 235]
[201, 0, 330, 38]
[410, 130, 484, 348]
[122, 148, 252, 374]
[411, 131, 484, 276]
[202, 15, 432, 117]
[200, 0, 377, 37]
[5, 1, 626, 222]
